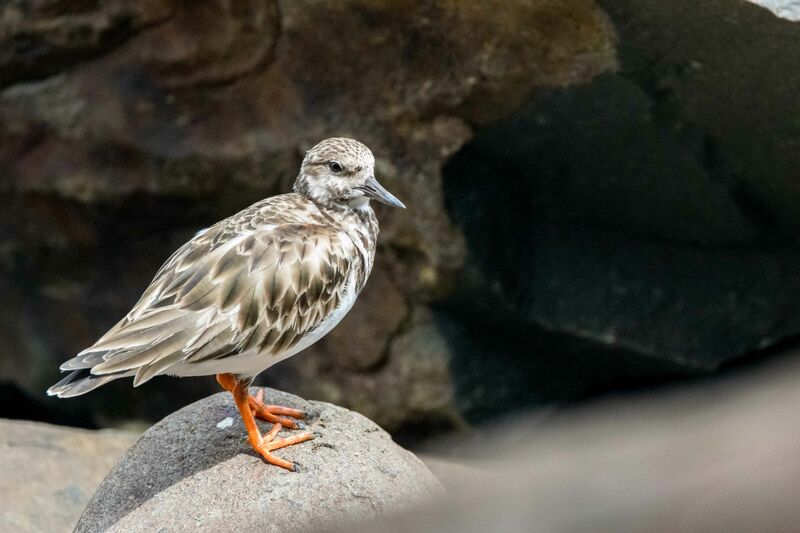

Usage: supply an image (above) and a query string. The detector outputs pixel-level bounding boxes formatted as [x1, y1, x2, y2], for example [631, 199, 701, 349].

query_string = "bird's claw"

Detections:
[247, 391, 307, 429]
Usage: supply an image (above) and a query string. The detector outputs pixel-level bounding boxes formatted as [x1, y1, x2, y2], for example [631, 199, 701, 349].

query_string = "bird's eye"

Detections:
[328, 161, 343, 174]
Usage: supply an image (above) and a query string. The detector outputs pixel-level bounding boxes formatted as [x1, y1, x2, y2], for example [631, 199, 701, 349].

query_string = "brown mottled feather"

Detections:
[58, 193, 365, 383]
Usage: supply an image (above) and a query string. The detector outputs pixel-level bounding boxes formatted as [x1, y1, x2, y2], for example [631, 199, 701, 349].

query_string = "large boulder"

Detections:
[339, 352, 800, 533]
[438, 0, 800, 420]
[0, 419, 136, 532]
[76, 387, 443, 533]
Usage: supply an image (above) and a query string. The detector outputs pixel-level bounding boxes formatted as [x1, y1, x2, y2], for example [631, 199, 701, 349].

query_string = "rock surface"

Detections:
[76, 388, 443, 533]
[342, 351, 800, 533]
[437, 0, 800, 420]
[0, 419, 136, 533]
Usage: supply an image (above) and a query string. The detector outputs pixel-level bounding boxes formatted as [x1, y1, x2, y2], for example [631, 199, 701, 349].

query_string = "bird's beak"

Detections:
[358, 176, 406, 209]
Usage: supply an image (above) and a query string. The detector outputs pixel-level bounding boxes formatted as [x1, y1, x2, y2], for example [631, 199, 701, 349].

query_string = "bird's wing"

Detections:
[60, 216, 356, 385]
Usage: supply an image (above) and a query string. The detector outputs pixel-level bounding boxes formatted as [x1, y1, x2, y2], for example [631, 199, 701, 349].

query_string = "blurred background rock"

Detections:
[1, 0, 799, 452]
[341, 348, 800, 533]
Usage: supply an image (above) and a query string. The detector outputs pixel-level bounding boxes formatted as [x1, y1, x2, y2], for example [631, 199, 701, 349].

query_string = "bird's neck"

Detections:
[317, 201, 379, 288]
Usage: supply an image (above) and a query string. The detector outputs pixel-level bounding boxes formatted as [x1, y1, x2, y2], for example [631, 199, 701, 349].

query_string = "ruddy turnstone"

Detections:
[48, 137, 405, 471]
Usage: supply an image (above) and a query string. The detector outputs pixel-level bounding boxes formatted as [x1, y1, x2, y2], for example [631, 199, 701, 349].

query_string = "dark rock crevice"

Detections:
[439, 0, 800, 421]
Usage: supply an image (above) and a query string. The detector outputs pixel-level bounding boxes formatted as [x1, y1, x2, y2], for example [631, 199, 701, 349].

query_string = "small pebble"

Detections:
[216, 417, 234, 429]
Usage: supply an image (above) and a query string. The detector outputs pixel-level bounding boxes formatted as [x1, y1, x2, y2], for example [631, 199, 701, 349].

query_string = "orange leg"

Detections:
[216, 373, 314, 471]
[218, 376, 307, 429]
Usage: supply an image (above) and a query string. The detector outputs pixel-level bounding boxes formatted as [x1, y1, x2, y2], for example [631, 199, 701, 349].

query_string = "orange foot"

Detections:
[249, 388, 307, 430]
[217, 373, 315, 471]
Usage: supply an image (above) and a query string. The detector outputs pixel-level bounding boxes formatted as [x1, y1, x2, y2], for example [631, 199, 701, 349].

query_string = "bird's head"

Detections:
[294, 137, 405, 211]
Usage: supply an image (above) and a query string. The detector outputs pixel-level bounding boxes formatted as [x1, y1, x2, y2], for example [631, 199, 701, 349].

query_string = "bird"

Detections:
[48, 137, 405, 471]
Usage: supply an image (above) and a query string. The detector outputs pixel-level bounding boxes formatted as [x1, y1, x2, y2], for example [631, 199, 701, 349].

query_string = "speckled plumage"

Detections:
[49, 138, 401, 398]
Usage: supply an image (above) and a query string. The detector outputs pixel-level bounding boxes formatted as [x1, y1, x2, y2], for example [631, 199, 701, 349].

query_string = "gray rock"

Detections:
[341, 351, 800, 533]
[0, 419, 137, 533]
[76, 388, 443, 533]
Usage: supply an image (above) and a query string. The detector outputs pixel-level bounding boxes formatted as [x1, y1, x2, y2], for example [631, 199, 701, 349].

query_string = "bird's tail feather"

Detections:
[47, 369, 129, 398]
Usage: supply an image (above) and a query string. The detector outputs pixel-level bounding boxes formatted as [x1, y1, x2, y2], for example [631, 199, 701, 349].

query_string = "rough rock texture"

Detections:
[437, 0, 800, 420]
[0, 0, 615, 432]
[0, 419, 136, 533]
[76, 388, 443, 533]
[270, 306, 468, 442]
